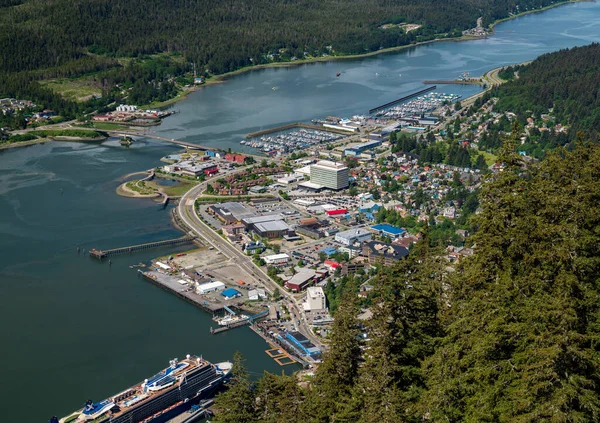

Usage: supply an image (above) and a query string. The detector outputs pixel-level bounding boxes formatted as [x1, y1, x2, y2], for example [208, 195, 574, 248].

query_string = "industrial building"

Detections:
[242, 214, 291, 239]
[196, 281, 225, 294]
[334, 228, 372, 246]
[308, 160, 349, 190]
[263, 253, 291, 265]
[344, 139, 383, 156]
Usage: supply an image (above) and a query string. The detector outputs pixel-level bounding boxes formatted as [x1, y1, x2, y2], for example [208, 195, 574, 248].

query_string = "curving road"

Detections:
[177, 173, 324, 350]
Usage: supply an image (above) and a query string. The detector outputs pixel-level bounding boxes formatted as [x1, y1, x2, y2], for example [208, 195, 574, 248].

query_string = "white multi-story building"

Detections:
[304, 286, 327, 311]
[309, 160, 349, 190]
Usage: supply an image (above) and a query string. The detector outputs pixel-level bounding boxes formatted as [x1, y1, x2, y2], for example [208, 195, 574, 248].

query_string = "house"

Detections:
[362, 241, 409, 266]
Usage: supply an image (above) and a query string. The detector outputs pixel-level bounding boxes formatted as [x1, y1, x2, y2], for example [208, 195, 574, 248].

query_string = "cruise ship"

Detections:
[59, 355, 232, 423]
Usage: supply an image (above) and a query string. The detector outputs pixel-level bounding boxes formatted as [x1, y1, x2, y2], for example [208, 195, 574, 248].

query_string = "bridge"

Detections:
[108, 131, 217, 151]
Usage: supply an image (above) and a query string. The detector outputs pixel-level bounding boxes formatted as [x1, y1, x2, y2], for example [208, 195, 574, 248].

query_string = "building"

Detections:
[323, 260, 342, 272]
[176, 161, 218, 177]
[243, 241, 265, 254]
[242, 214, 291, 239]
[221, 223, 245, 237]
[224, 153, 247, 164]
[304, 286, 327, 311]
[335, 228, 372, 246]
[309, 160, 349, 190]
[197, 281, 225, 294]
[362, 241, 409, 266]
[248, 288, 267, 301]
[263, 253, 290, 265]
[221, 288, 242, 299]
[370, 224, 406, 239]
[116, 104, 138, 112]
[285, 268, 320, 292]
[344, 139, 383, 156]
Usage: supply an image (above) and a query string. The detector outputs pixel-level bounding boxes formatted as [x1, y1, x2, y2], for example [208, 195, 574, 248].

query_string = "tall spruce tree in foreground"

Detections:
[303, 291, 363, 422]
[255, 371, 304, 423]
[213, 351, 257, 423]
[422, 133, 600, 421]
[357, 233, 445, 423]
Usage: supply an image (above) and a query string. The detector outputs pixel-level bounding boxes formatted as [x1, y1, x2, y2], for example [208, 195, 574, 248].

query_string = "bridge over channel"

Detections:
[108, 131, 217, 151]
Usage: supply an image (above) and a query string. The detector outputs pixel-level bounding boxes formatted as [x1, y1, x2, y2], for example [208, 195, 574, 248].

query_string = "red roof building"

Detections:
[326, 209, 348, 216]
[224, 153, 247, 164]
[323, 260, 342, 271]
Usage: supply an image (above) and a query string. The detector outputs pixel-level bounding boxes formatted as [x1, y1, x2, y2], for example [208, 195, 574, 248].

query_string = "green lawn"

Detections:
[40, 78, 102, 102]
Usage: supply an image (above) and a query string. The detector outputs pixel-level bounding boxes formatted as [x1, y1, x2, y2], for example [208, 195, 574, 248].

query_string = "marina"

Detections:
[374, 92, 462, 119]
[368, 85, 437, 114]
[242, 128, 344, 154]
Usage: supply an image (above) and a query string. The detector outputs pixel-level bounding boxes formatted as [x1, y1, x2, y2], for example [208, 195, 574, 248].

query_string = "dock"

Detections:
[210, 309, 270, 334]
[89, 236, 195, 259]
[423, 79, 482, 85]
[246, 122, 350, 139]
[139, 270, 248, 313]
[369, 85, 437, 114]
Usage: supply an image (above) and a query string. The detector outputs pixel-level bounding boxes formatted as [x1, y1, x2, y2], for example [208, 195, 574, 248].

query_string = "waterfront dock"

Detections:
[139, 270, 248, 313]
[89, 236, 196, 259]
[369, 85, 437, 114]
[246, 122, 349, 138]
[210, 309, 270, 334]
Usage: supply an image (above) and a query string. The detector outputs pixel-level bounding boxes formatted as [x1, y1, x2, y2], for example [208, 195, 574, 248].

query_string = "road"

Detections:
[177, 173, 324, 350]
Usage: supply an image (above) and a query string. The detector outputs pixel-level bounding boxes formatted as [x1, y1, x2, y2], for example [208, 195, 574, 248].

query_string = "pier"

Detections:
[246, 122, 350, 139]
[210, 309, 270, 334]
[369, 85, 437, 114]
[89, 236, 195, 259]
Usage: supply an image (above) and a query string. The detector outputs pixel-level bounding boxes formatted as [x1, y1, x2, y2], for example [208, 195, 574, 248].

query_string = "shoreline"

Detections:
[137, 0, 580, 111]
[188, 0, 579, 91]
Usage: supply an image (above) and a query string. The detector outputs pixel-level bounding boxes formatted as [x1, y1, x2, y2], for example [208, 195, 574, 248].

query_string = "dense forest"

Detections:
[0, 0, 563, 113]
[213, 133, 600, 422]
[486, 43, 600, 148]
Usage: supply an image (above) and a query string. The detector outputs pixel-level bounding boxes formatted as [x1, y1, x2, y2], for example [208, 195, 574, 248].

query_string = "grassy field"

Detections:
[40, 78, 102, 102]
[91, 122, 131, 131]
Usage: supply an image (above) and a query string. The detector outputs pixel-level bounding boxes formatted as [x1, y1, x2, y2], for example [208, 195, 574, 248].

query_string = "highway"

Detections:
[177, 172, 324, 350]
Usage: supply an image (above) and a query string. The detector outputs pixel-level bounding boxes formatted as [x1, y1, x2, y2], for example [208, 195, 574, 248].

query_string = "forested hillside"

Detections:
[213, 134, 600, 423]
[491, 43, 600, 142]
[0, 0, 563, 112]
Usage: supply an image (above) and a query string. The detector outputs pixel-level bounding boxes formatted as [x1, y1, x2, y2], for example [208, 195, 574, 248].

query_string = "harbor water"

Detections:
[1, 2, 600, 421]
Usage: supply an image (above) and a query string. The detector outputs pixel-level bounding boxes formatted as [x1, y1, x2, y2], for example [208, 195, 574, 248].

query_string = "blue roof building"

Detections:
[221, 288, 242, 299]
[370, 224, 406, 239]
[320, 247, 337, 256]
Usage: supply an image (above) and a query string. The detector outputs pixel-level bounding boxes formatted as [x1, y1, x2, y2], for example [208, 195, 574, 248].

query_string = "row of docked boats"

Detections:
[240, 128, 343, 154]
[375, 92, 461, 118]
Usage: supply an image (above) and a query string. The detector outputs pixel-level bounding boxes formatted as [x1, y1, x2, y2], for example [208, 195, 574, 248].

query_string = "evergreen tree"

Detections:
[213, 352, 257, 423]
[303, 291, 362, 422]
[422, 133, 600, 421]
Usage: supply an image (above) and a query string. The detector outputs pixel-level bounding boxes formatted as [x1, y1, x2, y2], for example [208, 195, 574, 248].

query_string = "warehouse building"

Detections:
[335, 228, 372, 246]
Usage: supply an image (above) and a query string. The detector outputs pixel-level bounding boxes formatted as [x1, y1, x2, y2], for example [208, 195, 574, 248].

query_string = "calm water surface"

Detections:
[1, 2, 600, 421]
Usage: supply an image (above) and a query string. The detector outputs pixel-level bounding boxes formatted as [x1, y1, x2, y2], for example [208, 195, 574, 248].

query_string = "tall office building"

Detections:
[309, 160, 349, 190]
